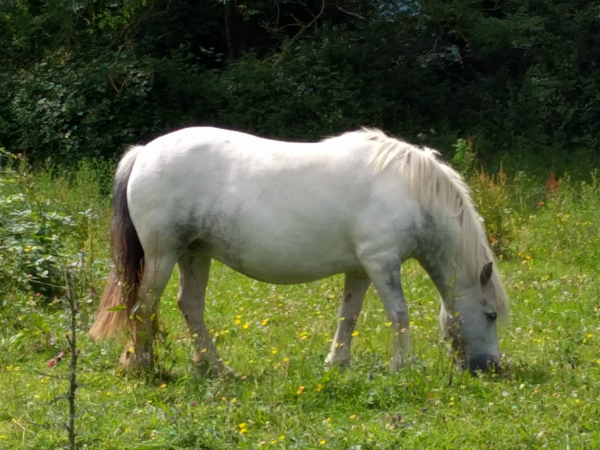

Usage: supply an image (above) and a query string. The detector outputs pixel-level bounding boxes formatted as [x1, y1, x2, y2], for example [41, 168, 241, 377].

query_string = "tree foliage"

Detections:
[0, 0, 598, 166]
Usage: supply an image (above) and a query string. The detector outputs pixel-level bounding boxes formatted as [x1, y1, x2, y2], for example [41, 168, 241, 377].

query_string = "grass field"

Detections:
[1, 157, 600, 449]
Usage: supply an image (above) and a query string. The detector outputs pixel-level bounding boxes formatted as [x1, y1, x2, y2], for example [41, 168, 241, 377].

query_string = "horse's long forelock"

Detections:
[89, 145, 145, 340]
[361, 128, 509, 318]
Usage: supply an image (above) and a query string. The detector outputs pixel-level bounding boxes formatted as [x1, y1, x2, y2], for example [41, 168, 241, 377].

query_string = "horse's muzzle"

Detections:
[468, 354, 501, 374]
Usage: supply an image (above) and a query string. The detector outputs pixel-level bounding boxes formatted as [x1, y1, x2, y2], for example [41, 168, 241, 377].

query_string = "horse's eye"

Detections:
[486, 312, 497, 321]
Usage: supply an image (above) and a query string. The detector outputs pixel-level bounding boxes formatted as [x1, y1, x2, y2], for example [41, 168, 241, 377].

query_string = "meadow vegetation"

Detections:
[1, 145, 600, 449]
[2, 1, 599, 447]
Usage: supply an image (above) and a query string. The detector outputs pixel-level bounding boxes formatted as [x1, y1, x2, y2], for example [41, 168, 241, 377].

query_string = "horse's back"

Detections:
[127, 127, 379, 216]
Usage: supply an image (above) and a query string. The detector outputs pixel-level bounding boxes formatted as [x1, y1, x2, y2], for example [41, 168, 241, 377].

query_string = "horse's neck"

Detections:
[413, 213, 460, 302]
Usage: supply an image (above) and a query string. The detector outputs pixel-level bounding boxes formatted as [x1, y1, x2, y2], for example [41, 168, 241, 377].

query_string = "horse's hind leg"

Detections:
[325, 274, 370, 368]
[177, 249, 231, 376]
[120, 252, 178, 370]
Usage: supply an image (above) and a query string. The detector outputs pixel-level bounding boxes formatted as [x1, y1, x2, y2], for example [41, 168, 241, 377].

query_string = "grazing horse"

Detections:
[89, 127, 509, 374]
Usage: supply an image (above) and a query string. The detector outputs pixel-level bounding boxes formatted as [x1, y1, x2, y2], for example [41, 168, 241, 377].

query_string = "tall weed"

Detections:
[453, 138, 520, 258]
[469, 168, 516, 258]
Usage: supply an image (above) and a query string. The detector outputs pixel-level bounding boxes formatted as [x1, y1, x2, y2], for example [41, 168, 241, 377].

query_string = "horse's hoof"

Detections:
[119, 349, 153, 370]
[324, 355, 350, 372]
[194, 360, 234, 378]
[390, 354, 415, 372]
[217, 364, 235, 378]
[390, 358, 404, 372]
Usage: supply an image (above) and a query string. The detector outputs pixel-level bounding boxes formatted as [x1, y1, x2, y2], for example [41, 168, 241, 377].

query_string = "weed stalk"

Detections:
[64, 268, 79, 450]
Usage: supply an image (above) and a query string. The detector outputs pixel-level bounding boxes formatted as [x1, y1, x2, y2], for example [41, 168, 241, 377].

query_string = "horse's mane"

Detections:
[348, 128, 508, 319]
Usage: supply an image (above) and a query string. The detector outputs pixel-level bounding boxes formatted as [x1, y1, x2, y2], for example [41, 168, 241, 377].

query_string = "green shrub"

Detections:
[0, 151, 74, 301]
[0, 151, 110, 305]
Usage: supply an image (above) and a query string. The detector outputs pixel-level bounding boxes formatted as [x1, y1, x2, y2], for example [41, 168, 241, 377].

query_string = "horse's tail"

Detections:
[89, 145, 145, 341]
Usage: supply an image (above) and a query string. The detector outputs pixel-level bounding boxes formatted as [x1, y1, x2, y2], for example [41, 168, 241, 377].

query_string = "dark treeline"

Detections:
[0, 0, 598, 170]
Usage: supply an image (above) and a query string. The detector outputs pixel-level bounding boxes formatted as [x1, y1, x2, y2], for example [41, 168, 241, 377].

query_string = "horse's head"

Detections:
[440, 261, 504, 373]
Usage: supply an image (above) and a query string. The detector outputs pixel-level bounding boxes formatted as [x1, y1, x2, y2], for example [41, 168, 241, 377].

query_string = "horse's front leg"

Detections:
[325, 274, 371, 368]
[362, 258, 412, 371]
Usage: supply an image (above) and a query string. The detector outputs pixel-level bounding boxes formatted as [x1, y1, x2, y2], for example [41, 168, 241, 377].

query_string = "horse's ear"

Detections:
[480, 261, 493, 285]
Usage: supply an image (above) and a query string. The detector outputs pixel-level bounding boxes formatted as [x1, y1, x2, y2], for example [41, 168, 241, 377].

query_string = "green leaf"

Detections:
[106, 305, 126, 312]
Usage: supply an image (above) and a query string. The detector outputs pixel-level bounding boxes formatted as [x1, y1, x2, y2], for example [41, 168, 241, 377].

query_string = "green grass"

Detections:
[1, 162, 600, 449]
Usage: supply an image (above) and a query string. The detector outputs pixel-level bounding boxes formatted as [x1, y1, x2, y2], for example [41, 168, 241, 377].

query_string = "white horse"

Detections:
[90, 127, 509, 375]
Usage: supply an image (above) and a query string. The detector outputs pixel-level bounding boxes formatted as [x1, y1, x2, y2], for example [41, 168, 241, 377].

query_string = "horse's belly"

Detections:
[207, 239, 359, 285]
